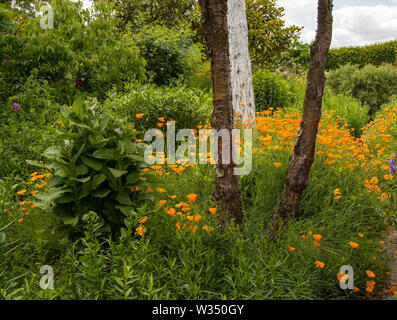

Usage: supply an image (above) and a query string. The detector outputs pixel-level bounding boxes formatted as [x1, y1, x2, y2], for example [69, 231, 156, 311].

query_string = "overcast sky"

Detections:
[80, 0, 397, 48]
[278, 0, 397, 48]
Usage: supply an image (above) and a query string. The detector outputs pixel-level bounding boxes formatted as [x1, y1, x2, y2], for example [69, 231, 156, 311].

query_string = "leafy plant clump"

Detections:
[327, 64, 397, 115]
[253, 69, 296, 111]
[29, 98, 150, 236]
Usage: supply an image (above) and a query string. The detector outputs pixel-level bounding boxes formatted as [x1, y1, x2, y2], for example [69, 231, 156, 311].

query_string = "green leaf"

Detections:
[43, 146, 63, 159]
[48, 161, 70, 178]
[126, 172, 140, 184]
[70, 176, 91, 183]
[115, 205, 134, 216]
[116, 190, 133, 205]
[81, 155, 103, 171]
[72, 96, 87, 121]
[62, 216, 79, 227]
[124, 154, 145, 162]
[33, 188, 69, 206]
[76, 164, 89, 176]
[108, 167, 128, 178]
[92, 149, 117, 160]
[99, 116, 111, 133]
[72, 142, 86, 165]
[56, 193, 76, 204]
[80, 173, 107, 199]
[91, 188, 111, 198]
[120, 140, 137, 154]
[26, 160, 48, 169]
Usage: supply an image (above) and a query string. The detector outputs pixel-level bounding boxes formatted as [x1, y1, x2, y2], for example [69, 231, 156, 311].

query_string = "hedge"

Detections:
[326, 41, 397, 70]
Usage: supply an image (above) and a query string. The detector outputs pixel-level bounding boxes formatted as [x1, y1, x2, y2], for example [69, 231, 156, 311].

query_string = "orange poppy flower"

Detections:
[209, 208, 217, 215]
[349, 241, 359, 249]
[186, 194, 197, 203]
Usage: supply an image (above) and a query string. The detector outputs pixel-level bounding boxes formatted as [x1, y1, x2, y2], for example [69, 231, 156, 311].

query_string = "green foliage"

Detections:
[246, 0, 302, 67]
[322, 90, 370, 137]
[134, 25, 201, 86]
[29, 98, 148, 236]
[0, 0, 146, 103]
[327, 41, 397, 70]
[327, 64, 397, 115]
[0, 75, 59, 177]
[111, 0, 200, 31]
[274, 41, 311, 74]
[108, 84, 212, 131]
[253, 69, 296, 111]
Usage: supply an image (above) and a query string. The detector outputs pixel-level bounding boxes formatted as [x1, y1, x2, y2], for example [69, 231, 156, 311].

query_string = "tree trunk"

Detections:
[269, 0, 333, 235]
[199, 0, 254, 227]
[228, 0, 256, 126]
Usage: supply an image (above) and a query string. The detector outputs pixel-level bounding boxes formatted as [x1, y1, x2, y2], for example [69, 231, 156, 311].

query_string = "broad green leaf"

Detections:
[116, 191, 133, 205]
[26, 160, 48, 169]
[43, 146, 63, 159]
[108, 167, 128, 178]
[125, 154, 145, 162]
[91, 188, 111, 198]
[72, 142, 86, 165]
[72, 96, 87, 121]
[56, 193, 76, 204]
[70, 176, 91, 183]
[48, 161, 69, 178]
[120, 140, 136, 154]
[62, 216, 79, 227]
[81, 155, 103, 171]
[126, 172, 140, 184]
[99, 116, 111, 133]
[115, 205, 134, 216]
[92, 149, 117, 160]
[76, 164, 89, 176]
[80, 173, 107, 199]
[33, 187, 68, 203]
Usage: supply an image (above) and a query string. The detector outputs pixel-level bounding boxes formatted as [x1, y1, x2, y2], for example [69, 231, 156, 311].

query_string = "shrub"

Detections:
[326, 41, 397, 70]
[0, 75, 60, 177]
[107, 84, 212, 131]
[322, 90, 370, 137]
[134, 25, 200, 86]
[29, 98, 149, 236]
[327, 64, 397, 115]
[253, 69, 296, 111]
[0, 0, 146, 104]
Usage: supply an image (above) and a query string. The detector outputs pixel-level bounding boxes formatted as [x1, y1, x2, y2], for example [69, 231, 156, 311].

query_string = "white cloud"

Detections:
[278, 1, 397, 48]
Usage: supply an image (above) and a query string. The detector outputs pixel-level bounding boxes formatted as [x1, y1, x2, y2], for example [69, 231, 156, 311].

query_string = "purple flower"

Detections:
[2, 59, 7, 63]
[387, 156, 397, 175]
[12, 103, 21, 111]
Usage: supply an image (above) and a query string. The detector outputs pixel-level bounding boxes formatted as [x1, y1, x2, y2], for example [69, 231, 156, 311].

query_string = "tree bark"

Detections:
[269, 0, 333, 235]
[228, 0, 256, 126]
[199, 0, 247, 227]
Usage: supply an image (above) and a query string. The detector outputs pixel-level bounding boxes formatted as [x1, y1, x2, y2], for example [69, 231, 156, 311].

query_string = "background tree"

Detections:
[109, 0, 200, 30]
[112, 0, 301, 67]
[246, 0, 302, 67]
[269, 0, 334, 235]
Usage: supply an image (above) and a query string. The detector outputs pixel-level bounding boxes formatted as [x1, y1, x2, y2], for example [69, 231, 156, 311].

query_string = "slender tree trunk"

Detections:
[228, 0, 256, 126]
[269, 0, 333, 235]
[199, 0, 254, 227]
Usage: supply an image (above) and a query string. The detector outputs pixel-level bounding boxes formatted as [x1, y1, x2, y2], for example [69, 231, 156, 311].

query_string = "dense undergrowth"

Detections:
[2, 0, 397, 301]
[1, 101, 397, 299]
